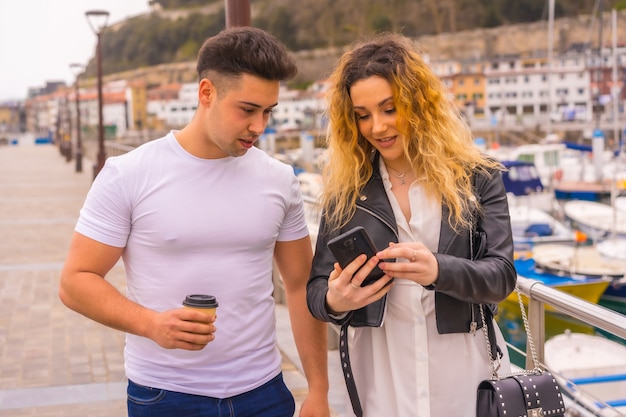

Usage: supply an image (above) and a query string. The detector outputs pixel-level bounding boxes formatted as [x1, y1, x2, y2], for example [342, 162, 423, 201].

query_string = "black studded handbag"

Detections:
[476, 288, 566, 417]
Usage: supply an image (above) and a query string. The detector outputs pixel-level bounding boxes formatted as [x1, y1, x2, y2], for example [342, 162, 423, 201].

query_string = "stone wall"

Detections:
[416, 12, 626, 60]
[292, 11, 626, 82]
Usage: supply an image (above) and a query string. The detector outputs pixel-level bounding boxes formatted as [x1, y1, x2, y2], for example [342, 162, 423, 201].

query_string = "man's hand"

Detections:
[299, 390, 331, 417]
[147, 308, 217, 350]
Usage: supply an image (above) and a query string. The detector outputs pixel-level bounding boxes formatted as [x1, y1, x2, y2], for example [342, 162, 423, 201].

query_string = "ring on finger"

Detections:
[350, 282, 360, 289]
[411, 250, 417, 262]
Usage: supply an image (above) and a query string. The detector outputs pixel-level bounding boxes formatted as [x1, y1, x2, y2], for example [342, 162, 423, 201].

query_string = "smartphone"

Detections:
[327, 226, 387, 286]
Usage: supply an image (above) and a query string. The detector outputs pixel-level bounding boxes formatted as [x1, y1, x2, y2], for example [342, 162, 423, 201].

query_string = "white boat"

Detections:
[508, 203, 576, 249]
[532, 243, 626, 279]
[491, 142, 623, 186]
[597, 238, 626, 262]
[297, 171, 323, 199]
[545, 332, 626, 416]
[512, 247, 612, 307]
[303, 201, 320, 246]
[563, 200, 626, 240]
[523, 242, 626, 310]
[501, 160, 559, 213]
[298, 172, 322, 246]
[595, 237, 626, 305]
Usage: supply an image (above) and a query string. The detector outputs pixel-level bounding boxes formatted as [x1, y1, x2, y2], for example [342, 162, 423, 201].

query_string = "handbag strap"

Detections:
[480, 287, 542, 379]
[339, 322, 363, 417]
[514, 285, 540, 371]
[471, 187, 541, 378]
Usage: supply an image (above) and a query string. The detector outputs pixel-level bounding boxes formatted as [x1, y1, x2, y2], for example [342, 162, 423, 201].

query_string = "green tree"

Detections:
[255, 7, 300, 50]
[83, 0, 609, 77]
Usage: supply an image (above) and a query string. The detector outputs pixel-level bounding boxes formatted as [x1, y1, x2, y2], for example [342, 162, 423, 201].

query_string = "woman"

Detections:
[306, 33, 517, 417]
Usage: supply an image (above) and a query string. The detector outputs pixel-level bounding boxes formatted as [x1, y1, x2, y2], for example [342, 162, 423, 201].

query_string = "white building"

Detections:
[271, 83, 327, 132]
[484, 52, 592, 126]
[146, 82, 197, 129]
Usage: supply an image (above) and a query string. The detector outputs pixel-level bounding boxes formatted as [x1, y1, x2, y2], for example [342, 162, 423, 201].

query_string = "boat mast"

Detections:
[547, 0, 554, 135]
[611, 9, 619, 240]
[594, 0, 604, 132]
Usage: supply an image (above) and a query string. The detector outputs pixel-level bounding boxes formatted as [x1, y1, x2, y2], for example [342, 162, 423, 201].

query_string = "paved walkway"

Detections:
[0, 139, 348, 417]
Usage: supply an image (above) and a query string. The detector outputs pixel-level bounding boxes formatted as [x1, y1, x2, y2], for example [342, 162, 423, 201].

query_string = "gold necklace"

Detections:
[387, 166, 410, 185]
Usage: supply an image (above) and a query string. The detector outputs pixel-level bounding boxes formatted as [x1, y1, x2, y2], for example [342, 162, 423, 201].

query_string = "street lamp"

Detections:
[70, 63, 85, 173]
[224, 0, 250, 28]
[85, 9, 109, 179]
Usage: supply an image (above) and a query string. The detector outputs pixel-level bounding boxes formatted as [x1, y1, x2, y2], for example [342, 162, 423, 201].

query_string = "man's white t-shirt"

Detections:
[75, 132, 309, 398]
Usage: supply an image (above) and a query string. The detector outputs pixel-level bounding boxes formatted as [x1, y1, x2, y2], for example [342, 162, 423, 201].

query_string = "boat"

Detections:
[297, 171, 323, 199]
[513, 255, 611, 306]
[501, 160, 558, 213]
[560, 196, 626, 307]
[491, 138, 626, 205]
[597, 238, 626, 262]
[299, 172, 322, 245]
[563, 200, 626, 240]
[531, 243, 626, 278]
[508, 203, 576, 250]
[594, 237, 626, 309]
[529, 242, 626, 311]
[511, 240, 626, 307]
[554, 180, 616, 202]
[545, 332, 626, 416]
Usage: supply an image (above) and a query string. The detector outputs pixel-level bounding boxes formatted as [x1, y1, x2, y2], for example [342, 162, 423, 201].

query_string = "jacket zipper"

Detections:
[355, 205, 399, 240]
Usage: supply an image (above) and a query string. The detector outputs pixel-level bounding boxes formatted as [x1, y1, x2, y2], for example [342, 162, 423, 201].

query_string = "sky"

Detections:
[0, 0, 152, 102]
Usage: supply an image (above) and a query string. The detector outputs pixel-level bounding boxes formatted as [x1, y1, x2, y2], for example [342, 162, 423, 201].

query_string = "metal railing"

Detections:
[518, 275, 626, 368]
[517, 276, 626, 416]
[104, 142, 136, 157]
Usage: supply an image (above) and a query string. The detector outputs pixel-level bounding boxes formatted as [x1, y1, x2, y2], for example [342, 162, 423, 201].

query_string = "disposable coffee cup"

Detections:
[183, 294, 218, 317]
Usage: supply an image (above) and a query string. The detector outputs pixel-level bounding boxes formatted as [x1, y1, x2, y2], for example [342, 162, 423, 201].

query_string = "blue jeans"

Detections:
[127, 373, 295, 417]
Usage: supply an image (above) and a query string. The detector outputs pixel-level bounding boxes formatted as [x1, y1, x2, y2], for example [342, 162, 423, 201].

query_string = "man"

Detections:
[59, 27, 329, 417]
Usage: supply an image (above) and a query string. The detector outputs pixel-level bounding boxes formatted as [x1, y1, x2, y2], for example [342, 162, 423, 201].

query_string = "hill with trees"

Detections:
[87, 0, 625, 82]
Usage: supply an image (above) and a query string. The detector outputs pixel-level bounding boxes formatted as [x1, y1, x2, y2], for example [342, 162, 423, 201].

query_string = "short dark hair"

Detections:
[196, 27, 297, 82]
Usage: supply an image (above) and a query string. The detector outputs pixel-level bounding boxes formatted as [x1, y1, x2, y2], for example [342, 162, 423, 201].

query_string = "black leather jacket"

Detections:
[307, 158, 516, 335]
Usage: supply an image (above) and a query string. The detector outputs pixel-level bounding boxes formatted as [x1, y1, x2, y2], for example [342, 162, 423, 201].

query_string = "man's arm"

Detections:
[274, 236, 330, 417]
[59, 232, 216, 350]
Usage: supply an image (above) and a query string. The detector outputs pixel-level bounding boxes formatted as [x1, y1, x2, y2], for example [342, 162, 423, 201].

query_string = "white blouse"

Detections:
[345, 160, 511, 417]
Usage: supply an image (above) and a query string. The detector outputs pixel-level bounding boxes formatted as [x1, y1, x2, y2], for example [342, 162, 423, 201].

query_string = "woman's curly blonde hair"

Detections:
[320, 33, 502, 232]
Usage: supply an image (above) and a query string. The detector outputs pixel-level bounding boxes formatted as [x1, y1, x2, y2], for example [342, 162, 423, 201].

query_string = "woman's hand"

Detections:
[376, 242, 439, 287]
[325, 254, 394, 315]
